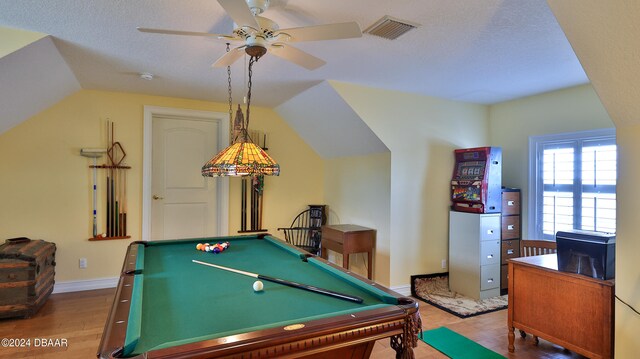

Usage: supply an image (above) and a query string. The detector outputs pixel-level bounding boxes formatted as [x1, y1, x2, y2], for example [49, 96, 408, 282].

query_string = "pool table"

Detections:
[98, 234, 420, 358]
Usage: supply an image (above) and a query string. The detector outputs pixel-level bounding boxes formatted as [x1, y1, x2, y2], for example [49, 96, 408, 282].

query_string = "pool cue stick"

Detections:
[253, 178, 258, 229]
[192, 260, 364, 304]
[250, 177, 256, 230]
[113, 164, 117, 237]
[115, 165, 119, 237]
[123, 169, 127, 235]
[115, 166, 119, 236]
[258, 186, 263, 230]
[107, 170, 111, 237]
[241, 178, 247, 231]
[81, 149, 106, 237]
[110, 174, 116, 237]
[107, 120, 112, 237]
[110, 174, 114, 236]
[105, 121, 109, 237]
[117, 165, 121, 236]
[111, 122, 116, 237]
[92, 157, 98, 237]
[118, 166, 122, 236]
[254, 177, 259, 230]
[121, 167, 124, 235]
[106, 172, 111, 237]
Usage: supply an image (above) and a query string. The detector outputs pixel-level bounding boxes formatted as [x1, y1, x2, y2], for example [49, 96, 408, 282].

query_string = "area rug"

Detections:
[421, 326, 506, 359]
[411, 273, 507, 318]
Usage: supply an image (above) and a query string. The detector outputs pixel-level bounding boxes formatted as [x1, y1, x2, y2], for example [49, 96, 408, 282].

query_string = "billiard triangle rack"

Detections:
[87, 121, 131, 241]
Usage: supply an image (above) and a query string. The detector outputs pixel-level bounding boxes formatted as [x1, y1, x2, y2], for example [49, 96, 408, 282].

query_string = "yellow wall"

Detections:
[0, 26, 46, 58]
[488, 84, 614, 236]
[323, 152, 391, 285]
[614, 124, 640, 357]
[0, 89, 323, 282]
[544, 3, 640, 354]
[330, 81, 489, 287]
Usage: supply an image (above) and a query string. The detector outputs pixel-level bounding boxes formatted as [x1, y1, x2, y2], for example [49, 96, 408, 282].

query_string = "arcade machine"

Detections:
[448, 146, 503, 299]
[450, 146, 502, 213]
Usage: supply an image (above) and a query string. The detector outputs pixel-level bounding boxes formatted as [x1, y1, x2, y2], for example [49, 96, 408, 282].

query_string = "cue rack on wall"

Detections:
[238, 129, 269, 233]
[87, 121, 131, 241]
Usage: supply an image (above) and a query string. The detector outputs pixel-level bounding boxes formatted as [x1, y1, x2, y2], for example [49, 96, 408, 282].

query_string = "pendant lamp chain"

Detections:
[244, 55, 257, 133]
[226, 43, 233, 141]
[201, 51, 279, 177]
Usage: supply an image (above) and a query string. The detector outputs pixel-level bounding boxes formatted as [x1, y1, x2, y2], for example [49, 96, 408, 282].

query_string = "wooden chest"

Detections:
[0, 238, 56, 318]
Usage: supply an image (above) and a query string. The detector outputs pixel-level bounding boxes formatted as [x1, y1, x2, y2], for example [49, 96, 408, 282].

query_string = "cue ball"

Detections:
[253, 281, 264, 292]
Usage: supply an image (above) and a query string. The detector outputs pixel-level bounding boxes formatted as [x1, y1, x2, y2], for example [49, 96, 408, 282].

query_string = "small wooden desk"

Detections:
[321, 225, 375, 279]
[508, 254, 614, 359]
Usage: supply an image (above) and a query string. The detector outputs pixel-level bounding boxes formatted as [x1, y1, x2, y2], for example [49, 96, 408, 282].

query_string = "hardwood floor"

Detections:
[0, 288, 586, 358]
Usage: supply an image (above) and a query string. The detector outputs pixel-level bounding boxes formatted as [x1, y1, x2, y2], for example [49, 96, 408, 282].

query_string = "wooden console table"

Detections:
[321, 225, 375, 279]
[508, 254, 614, 359]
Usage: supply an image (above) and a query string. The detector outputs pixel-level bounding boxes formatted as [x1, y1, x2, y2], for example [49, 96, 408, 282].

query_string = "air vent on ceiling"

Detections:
[364, 15, 419, 40]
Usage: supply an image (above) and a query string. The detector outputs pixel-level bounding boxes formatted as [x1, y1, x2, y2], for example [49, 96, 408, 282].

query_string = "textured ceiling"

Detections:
[0, 0, 588, 108]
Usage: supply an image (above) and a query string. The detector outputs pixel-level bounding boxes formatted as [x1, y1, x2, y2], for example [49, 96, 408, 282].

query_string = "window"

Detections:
[529, 129, 616, 240]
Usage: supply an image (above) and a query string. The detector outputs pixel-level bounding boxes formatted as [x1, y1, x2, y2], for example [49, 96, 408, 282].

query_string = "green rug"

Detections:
[421, 327, 505, 358]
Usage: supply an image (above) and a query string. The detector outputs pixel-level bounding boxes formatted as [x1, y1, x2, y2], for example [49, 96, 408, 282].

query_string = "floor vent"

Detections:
[364, 15, 419, 40]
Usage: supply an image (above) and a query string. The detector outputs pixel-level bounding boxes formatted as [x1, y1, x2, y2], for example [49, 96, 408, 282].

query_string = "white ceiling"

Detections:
[0, 0, 588, 109]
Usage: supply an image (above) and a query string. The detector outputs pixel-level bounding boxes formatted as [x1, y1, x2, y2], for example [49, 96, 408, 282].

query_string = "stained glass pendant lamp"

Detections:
[202, 52, 280, 177]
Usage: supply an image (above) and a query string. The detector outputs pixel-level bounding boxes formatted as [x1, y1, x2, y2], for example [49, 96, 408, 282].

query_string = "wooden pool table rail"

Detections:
[98, 235, 420, 359]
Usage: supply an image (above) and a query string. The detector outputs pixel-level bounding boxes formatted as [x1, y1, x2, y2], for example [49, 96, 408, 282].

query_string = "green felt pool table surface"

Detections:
[99, 234, 420, 359]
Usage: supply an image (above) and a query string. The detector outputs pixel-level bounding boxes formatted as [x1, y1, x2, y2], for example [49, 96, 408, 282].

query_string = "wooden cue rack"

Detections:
[88, 121, 131, 241]
[237, 129, 268, 234]
[88, 164, 131, 241]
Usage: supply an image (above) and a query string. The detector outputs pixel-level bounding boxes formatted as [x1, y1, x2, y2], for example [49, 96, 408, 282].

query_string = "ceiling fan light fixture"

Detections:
[139, 72, 154, 80]
[246, 0, 270, 15]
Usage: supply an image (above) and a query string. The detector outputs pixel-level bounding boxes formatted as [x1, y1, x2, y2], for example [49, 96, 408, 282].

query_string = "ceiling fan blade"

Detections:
[269, 44, 326, 70]
[212, 47, 246, 68]
[217, 0, 261, 30]
[276, 22, 362, 42]
[137, 27, 239, 41]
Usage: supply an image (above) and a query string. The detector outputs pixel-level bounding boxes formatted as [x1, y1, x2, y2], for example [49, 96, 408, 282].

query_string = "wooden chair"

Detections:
[520, 239, 557, 257]
[517, 239, 557, 342]
[277, 209, 322, 255]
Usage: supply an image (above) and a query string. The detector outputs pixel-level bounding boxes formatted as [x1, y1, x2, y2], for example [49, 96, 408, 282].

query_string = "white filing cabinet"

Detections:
[449, 211, 501, 300]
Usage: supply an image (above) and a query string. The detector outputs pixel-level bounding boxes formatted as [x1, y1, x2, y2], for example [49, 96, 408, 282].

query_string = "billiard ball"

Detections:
[253, 280, 264, 292]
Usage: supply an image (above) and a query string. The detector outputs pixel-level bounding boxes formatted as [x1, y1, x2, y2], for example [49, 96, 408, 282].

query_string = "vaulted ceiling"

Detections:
[0, 0, 590, 147]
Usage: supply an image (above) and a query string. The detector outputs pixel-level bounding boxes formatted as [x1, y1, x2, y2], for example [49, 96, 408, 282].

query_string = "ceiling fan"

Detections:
[138, 0, 362, 70]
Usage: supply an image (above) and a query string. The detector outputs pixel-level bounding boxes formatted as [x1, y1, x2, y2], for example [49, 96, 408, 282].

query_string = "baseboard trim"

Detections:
[390, 284, 411, 296]
[53, 277, 118, 294]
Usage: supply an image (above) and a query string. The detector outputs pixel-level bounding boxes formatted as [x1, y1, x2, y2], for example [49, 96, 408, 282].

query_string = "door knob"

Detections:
[153, 195, 164, 200]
